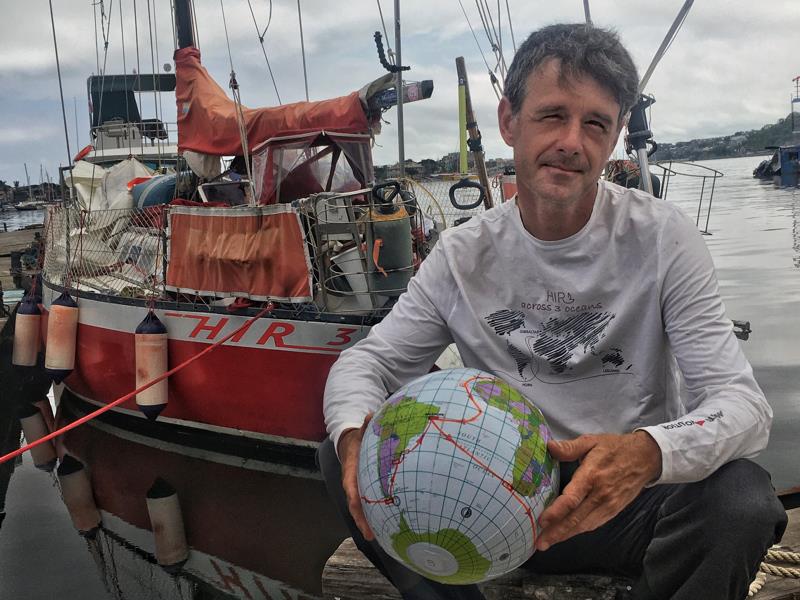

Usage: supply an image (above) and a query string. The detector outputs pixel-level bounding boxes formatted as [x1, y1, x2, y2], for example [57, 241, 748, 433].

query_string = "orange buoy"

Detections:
[500, 173, 517, 202]
[57, 454, 101, 538]
[12, 297, 41, 367]
[45, 292, 79, 383]
[18, 403, 57, 472]
[146, 478, 189, 572]
[135, 312, 169, 421]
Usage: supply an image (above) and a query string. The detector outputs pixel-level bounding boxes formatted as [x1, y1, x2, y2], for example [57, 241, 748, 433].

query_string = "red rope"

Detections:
[0, 304, 273, 466]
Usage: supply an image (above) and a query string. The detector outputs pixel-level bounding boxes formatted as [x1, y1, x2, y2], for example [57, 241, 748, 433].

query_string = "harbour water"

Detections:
[0, 155, 798, 598]
[0, 208, 47, 232]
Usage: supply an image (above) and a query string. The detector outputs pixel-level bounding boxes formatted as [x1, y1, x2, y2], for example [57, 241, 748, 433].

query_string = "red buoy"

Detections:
[57, 454, 101, 537]
[146, 477, 189, 572]
[134, 312, 169, 420]
[18, 403, 57, 472]
[45, 292, 79, 383]
[12, 297, 41, 367]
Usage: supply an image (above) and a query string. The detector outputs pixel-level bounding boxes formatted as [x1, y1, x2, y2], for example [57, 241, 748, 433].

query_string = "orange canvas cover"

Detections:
[166, 205, 313, 302]
[175, 47, 370, 156]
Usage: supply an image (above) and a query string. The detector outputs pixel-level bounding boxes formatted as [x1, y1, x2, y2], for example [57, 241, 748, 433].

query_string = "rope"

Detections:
[245, 0, 282, 104]
[748, 571, 766, 596]
[0, 304, 274, 468]
[760, 562, 800, 578]
[748, 545, 800, 596]
[766, 548, 800, 563]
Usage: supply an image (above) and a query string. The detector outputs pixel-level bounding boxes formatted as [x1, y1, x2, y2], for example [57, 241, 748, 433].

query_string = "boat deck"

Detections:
[322, 507, 800, 599]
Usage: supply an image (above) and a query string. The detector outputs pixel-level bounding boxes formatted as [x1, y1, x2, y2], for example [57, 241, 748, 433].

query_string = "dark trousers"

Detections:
[317, 437, 787, 600]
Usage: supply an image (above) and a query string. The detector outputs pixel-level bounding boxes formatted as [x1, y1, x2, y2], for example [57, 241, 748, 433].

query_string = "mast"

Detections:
[394, 0, 405, 177]
[455, 57, 493, 210]
[174, 0, 196, 49]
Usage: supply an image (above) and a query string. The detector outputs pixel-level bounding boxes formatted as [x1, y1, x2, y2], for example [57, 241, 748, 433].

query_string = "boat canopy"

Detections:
[175, 47, 371, 157]
[252, 131, 373, 205]
[88, 74, 176, 128]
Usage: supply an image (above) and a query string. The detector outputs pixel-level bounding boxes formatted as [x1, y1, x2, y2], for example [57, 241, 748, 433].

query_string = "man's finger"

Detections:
[547, 435, 597, 462]
[537, 490, 608, 550]
[537, 475, 591, 528]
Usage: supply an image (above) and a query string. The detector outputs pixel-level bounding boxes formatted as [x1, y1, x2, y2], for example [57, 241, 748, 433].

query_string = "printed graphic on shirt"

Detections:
[660, 410, 723, 430]
[485, 302, 634, 385]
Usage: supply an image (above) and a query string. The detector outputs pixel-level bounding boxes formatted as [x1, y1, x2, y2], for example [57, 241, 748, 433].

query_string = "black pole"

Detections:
[174, 0, 195, 50]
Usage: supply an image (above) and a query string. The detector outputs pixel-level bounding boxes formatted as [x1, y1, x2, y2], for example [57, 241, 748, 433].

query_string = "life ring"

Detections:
[73, 144, 94, 162]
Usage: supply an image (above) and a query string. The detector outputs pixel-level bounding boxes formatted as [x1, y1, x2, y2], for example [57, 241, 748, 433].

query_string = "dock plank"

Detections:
[322, 508, 800, 599]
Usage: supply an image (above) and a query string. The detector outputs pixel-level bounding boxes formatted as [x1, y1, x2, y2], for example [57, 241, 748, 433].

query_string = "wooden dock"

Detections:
[322, 508, 800, 599]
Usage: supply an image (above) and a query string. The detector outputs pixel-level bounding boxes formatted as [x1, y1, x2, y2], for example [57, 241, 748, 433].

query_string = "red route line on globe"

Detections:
[361, 376, 537, 537]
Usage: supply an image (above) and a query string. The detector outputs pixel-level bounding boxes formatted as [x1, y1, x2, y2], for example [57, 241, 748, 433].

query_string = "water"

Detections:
[659, 156, 800, 491]
[0, 155, 798, 598]
[0, 208, 46, 232]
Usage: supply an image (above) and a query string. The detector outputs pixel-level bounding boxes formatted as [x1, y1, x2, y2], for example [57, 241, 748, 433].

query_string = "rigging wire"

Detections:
[118, 0, 134, 156]
[375, 0, 395, 65]
[474, 0, 507, 79]
[93, 1, 101, 74]
[145, 0, 164, 165]
[297, 0, 309, 101]
[133, 0, 143, 111]
[504, 0, 516, 53]
[220, 0, 257, 203]
[151, 0, 166, 148]
[48, 0, 73, 167]
[638, 0, 694, 94]
[169, 0, 178, 51]
[456, 0, 502, 100]
[246, 0, 283, 104]
[190, 0, 200, 48]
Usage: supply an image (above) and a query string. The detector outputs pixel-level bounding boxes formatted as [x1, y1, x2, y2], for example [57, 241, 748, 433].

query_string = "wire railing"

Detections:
[43, 205, 166, 298]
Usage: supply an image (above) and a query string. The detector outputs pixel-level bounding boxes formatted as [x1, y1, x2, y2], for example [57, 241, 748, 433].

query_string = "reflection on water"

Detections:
[49, 398, 348, 600]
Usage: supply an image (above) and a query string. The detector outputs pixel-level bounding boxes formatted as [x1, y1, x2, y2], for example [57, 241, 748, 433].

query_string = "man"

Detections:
[319, 23, 787, 599]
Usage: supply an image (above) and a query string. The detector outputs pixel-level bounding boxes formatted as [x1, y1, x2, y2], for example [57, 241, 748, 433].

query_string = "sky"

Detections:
[0, 0, 798, 185]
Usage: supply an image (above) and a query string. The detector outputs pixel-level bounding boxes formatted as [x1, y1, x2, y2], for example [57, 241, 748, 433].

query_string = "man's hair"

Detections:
[504, 23, 639, 120]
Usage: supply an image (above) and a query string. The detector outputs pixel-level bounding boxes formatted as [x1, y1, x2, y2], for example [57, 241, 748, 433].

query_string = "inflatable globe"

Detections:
[358, 368, 559, 584]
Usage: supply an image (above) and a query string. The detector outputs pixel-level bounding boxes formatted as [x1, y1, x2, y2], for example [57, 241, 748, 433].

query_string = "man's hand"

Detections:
[337, 415, 375, 541]
[536, 431, 662, 551]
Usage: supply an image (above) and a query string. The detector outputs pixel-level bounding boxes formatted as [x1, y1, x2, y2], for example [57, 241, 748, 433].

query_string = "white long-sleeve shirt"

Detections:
[323, 180, 771, 484]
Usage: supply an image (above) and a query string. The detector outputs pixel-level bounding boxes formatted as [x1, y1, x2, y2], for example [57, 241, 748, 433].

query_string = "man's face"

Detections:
[498, 58, 623, 207]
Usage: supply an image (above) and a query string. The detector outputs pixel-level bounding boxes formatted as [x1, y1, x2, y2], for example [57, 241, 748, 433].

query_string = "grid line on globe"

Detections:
[358, 368, 559, 584]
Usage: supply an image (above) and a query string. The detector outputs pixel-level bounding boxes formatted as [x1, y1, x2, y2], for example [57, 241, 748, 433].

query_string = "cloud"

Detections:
[0, 1, 797, 182]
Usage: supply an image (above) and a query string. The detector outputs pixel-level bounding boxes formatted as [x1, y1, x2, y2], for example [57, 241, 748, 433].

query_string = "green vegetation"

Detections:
[655, 112, 800, 161]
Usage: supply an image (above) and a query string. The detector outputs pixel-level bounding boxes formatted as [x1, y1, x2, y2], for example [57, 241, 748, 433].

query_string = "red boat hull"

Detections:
[44, 284, 370, 445]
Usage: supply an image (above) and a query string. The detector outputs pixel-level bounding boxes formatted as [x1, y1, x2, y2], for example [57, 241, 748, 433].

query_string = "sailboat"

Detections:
[37, 0, 432, 469]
